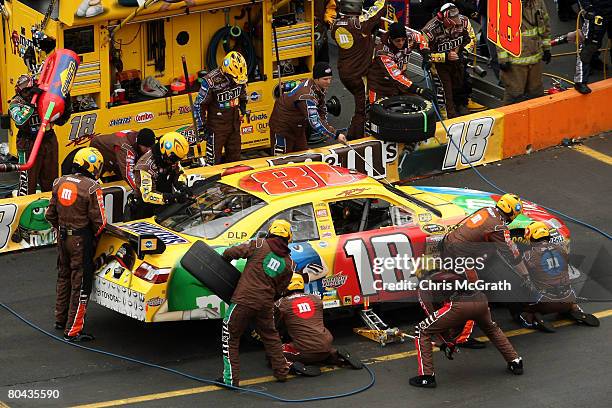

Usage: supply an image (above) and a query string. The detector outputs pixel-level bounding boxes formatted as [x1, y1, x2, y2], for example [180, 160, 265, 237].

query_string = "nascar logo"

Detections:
[60, 61, 78, 97]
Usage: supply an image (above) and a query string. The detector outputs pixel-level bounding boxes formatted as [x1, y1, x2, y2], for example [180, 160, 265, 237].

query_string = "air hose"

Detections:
[0, 302, 376, 403]
[206, 25, 257, 78]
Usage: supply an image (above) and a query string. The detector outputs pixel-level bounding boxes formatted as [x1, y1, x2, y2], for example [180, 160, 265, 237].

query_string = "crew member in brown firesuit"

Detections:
[435, 194, 532, 348]
[422, 3, 474, 118]
[366, 22, 434, 103]
[128, 132, 190, 220]
[194, 51, 248, 165]
[331, 0, 387, 139]
[9, 74, 72, 195]
[314, 0, 337, 62]
[220, 220, 297, 386]
[89, 128, 155, 190]
[275, 273, 363, 369]
[509, 221, 600, 332]
[269, 62, 346, 155]
[411, 269, 524, 388]
[45, 147, 106, 342]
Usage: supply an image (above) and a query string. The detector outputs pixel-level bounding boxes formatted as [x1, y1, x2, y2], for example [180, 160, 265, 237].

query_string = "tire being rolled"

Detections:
[368, 95, 436, 143]
[180, 240, 241, 304]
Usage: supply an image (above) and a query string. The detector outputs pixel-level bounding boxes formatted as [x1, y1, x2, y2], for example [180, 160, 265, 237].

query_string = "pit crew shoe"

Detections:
[574, 82, 592, 94]
[54, 322, 65, 331]
[532, 312, 556, 333]
[569, 310, 600, 327]
[214, 377, 235, 388]
[507, 357, 524, 375]
[290, 361, 321, 377]
[337, 348, 364, 369]
[63, 333, 95, 342]
[409, 375, 437, 388]
[457, 337, 486, 349]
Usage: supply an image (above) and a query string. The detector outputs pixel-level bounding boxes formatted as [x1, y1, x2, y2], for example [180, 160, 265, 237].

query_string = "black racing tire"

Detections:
[180, 240, 241, 304]
[368, 95, 436, 143]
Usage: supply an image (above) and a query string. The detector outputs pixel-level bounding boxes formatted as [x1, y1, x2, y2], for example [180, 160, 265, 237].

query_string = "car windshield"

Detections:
[158, 182, 266, 239]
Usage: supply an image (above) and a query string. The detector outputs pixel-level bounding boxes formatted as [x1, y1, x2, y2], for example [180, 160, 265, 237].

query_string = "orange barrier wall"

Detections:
[500, 78, 612, 157]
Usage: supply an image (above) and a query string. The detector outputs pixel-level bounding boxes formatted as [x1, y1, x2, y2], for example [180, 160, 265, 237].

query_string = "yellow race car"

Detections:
[92, 162, 570, 322]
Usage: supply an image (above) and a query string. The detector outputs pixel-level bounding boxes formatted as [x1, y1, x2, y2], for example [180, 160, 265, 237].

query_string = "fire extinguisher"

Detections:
[0, 48, 80, 173]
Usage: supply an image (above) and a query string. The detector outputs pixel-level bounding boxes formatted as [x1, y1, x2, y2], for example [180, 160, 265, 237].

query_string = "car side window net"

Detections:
[256, 204, 319, 242]
[329, 198, 414, 235]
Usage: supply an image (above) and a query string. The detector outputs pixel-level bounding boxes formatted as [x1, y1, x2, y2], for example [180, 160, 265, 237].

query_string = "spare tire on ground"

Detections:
[368, 95, 436, 143]
[180, 240, 241, 304]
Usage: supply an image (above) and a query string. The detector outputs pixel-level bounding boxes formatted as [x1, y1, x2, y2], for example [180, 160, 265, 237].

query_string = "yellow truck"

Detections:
[0, 0, 318, 167]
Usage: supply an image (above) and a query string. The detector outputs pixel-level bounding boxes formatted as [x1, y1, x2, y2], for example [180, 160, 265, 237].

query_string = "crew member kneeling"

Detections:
[511, 221, 599, 332]
[129, 132, 190, 220]
[46, 147, 106, 342]
[269, 62, 346, 155]
[275, 273, 363, 369]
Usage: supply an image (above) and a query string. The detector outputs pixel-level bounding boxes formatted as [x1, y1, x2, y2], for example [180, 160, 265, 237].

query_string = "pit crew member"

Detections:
[314, 0, 337, 62]
[269, 62, 346, 155]
[45, 147, 106, 342]
[573, 0, 612, 94]
[366, 22, 434, 103]
[498, 0, 551, 104]
[422, 3, 474, 118]
[220, 220, 297, 386]
[194, 51, 248, 165]
[9, 74, 72, 195]
[89, 128, 155, 190]
[275, 273, 363, 368]
[331, 0, 387, 139]
[510, 221, 600, 331]
[411, 269, 524, 388]
[129, 132, 190, 220]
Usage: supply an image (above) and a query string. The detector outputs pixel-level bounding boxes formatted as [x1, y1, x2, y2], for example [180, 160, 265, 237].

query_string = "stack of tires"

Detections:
[367, 95, 436, 143]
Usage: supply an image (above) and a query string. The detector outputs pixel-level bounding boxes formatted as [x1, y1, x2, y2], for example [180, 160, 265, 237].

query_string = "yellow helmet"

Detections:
[73, 147, 104, 179]
[287, 273, 305, 291]
[268, 219, 292, 241]
[159, 132, 189, 163]
[496, 193, 522, 221]
[221, 51, 248, 84]
[525, 221, 550, 241]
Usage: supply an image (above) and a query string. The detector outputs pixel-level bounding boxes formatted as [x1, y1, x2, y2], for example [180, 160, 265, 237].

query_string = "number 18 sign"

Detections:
[488, 0, 522, 57]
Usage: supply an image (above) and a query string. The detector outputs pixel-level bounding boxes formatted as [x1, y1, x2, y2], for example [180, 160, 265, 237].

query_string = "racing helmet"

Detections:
[158, 132, 189, 163]
[268, 219, 292, 241]
[525, 221, 550, 241]
[221, 51, 248, 85]
[73, 147, 104, 179]
[339, 0, 364, 15]
[15, 74, 34, 93]
[287, 273, 305, 291]
[438, 3, 460, 28]
[496, 193, 523, 221]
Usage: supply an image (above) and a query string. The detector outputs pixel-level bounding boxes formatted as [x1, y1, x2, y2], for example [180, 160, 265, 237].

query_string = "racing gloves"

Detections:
[499, 62, 512, 72]
[543, 50, 552, 64]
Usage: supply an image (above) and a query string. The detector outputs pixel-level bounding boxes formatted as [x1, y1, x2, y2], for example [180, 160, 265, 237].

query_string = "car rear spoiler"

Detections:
[104, 223, 166, 259]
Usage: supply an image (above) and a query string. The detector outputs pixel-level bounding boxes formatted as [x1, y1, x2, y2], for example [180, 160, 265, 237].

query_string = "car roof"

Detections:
[219, 162, 384, 203]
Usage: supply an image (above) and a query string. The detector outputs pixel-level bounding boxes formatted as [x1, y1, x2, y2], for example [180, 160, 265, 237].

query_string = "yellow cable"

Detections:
[543, 72, 574, 85]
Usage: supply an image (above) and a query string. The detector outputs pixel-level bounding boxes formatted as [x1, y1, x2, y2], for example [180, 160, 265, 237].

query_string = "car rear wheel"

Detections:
[368, 95, 436, 143]
[180, 240, 241, 304]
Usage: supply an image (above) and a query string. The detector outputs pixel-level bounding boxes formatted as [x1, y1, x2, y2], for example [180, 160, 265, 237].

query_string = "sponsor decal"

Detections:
[109, 117, 132, 127]
[316, 209, 329, 218]
[249, 112, 268, 122]
[418, 213, 433, 222]
[323, 290, 337, 298]
[322, 231, 333, 239]
[422, 224, 446, 234]
[318, 241, 328, 248]
[92, 277, 146, 321]
[322, 274, 348, 288]
[249, 91, 261, 102]
[320, 224, 331, 230]
[241, 125, 253, 135]
[353, 295, 361, 304]
[323, 299, 340, 308]
[343, 295, 352, 305]
[147, 297, 165, 307]
[135, 112, 154, 123]
[257, 122, 268, 133]
[178, 106, 192, 114]
[121, 222, 188, 245]
[292, 297, 316, 318]
[315, 202, 327, 208]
